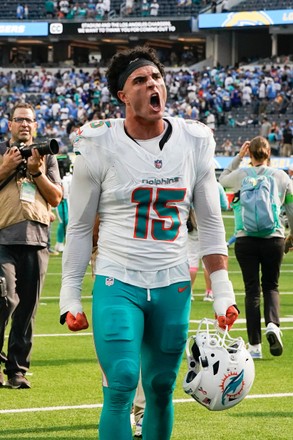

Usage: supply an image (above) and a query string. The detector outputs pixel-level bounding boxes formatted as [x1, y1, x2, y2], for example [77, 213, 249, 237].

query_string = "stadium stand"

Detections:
[0, 1, 292, 158]
[0, 0, 290, 20]
[0, 61, 292, 157]
[231, 0, 292, 11]
[0, 1, 206, 20]
[110, 0, 204, 18]
[1, 1, 46, 19]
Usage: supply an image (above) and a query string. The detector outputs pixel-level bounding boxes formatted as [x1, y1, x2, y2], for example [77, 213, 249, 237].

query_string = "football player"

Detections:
[60, 46, 238, 440]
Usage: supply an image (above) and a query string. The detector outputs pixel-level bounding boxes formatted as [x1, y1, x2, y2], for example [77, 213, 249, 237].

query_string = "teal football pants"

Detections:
[92, 275, 191, 440]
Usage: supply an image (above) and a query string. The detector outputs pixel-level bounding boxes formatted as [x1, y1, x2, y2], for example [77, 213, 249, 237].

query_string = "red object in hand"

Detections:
[66, 312, 89, 331]
[216, 305, 239, 331]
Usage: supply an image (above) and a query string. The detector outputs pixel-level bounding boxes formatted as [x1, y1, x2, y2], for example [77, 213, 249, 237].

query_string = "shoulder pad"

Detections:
[183, 119, 213, 138]
[75, 120, 112, 139]
[73, 120, 113, 152]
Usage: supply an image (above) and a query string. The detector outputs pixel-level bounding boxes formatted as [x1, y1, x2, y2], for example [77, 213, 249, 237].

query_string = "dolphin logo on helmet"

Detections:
[183, 318, 255, 411]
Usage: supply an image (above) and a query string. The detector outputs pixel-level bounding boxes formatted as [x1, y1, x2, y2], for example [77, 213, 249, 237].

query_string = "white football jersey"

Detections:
[60, 118, 227, 310]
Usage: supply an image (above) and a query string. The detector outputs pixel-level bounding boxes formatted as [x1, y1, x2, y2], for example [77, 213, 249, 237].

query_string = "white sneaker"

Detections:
[55, 242, 65, 252]
[134, 416, 143, 438]
[265, 322, 283, 356]
[247, 343, 262, 359]
[203, 290, 214, 302]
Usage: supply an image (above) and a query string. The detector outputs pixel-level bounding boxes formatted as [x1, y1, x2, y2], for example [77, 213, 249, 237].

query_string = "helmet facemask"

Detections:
[183, 318, 255, 411]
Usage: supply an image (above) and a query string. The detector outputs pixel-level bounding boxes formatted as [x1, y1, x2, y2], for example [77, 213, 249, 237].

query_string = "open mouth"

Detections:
[150, 93, 160, 110]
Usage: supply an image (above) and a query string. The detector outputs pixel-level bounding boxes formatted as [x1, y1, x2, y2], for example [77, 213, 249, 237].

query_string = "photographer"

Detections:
[0, 102, 62, 389]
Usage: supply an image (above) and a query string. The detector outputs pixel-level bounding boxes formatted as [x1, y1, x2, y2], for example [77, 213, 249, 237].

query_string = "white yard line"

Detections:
[3, 317, 291, 340]
[190, 317, 293, 323]
[1, 393, 292, 415]
[40, 291, 293, 300]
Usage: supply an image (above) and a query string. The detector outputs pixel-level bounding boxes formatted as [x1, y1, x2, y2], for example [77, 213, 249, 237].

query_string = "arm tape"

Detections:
[210, 269, 234, 299]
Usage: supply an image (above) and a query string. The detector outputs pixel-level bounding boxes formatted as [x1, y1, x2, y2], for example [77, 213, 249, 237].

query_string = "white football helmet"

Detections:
[183, 318, 255, 411]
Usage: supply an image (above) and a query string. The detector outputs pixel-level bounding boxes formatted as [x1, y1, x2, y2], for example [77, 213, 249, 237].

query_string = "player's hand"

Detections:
[215, 305, 239, 331]
[66, 311, 89, 332]
[211, 269, 239, 331]
[284, 234, 293, 254]
[61, 303, 89, 331]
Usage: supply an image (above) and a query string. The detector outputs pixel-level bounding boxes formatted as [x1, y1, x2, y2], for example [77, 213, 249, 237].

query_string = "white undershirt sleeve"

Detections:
[192, 138, 228, 258]
[60, 155, 101, 316]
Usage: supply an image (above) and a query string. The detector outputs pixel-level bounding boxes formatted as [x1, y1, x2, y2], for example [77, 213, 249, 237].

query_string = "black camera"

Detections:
[57, 154, 72, 179]
[17, 139, 59, 159]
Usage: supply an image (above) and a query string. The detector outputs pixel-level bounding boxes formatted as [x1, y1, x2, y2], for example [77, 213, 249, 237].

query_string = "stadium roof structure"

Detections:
[0, 2, 292, 68]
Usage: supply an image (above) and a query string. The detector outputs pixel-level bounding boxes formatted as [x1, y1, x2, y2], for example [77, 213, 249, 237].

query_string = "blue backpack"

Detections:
[231, 168, 281, 237]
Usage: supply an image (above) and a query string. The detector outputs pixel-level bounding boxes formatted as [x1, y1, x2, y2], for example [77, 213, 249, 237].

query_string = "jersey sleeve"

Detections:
[191, 128, 228, 258]
[59, 155, 101, 315]
[218, 154, 245, 191]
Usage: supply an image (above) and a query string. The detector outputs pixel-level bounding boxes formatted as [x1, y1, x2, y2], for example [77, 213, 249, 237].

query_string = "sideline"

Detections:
[26, 316, 293, 338]
[4, 317, 292, 340]
[1, 393, 293, 414]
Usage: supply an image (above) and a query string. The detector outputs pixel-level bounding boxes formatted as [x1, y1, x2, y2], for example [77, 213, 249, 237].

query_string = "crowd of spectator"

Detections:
[7, 1, 226, 21]
[9, 1, 291, 21]
[43, 0, 216, 20]
[0, 62, 292, 157]
[44, 0, 110, 20]
[16, 3, 30, 19]
[44, 0, 165, 20]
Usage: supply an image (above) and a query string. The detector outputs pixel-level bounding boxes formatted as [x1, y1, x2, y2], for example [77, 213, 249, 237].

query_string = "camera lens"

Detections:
[20, 139, 59, 158]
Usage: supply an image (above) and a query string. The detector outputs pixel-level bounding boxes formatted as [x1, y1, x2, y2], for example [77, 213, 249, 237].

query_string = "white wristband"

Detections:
[210, 269, 236, 316]
[60, 289, 82, 317]
[210, 270, 232, 298]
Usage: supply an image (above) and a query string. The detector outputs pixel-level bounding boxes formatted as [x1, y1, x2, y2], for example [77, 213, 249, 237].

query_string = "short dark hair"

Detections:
[106, 46, 165, 102]
[10, 102, 36, 120]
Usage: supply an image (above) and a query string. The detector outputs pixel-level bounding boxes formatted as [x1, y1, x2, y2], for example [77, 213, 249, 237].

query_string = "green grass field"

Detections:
[0, 214, 292, 439]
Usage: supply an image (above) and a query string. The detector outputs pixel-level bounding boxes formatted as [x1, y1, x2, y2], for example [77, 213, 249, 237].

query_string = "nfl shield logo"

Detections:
[154, 160, 162, 169]
[105, 277, 114, 286]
